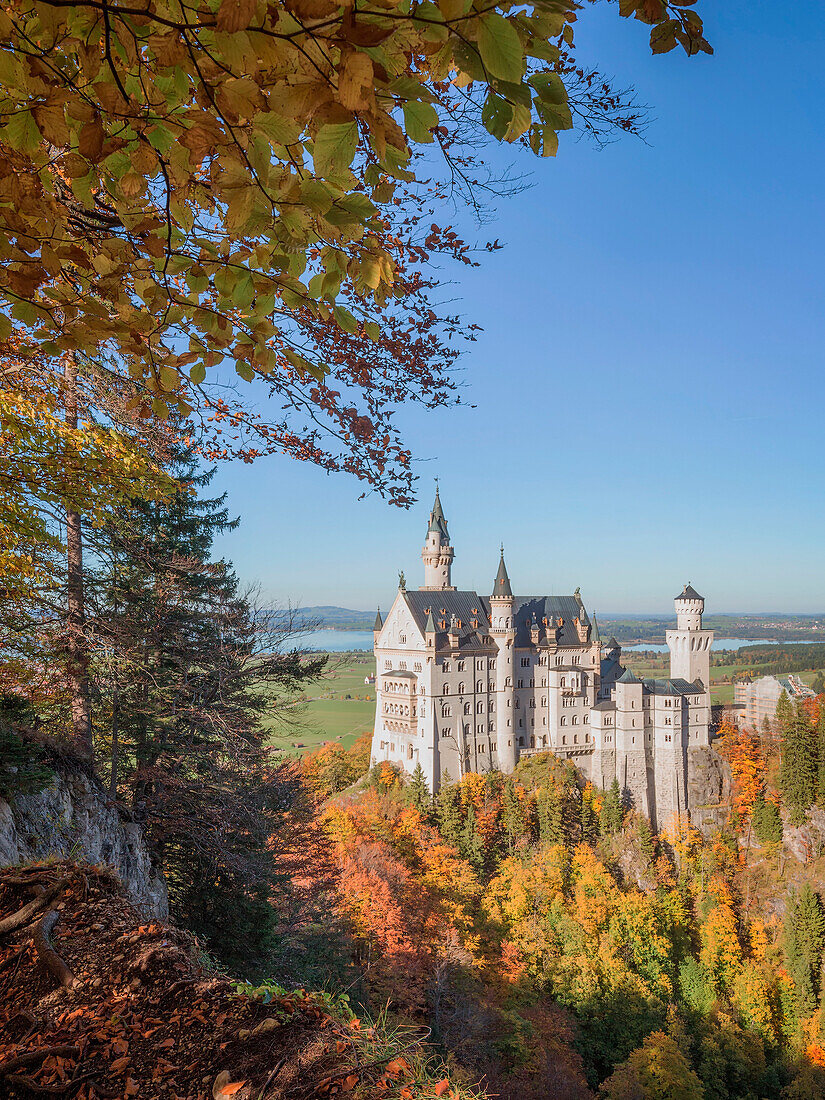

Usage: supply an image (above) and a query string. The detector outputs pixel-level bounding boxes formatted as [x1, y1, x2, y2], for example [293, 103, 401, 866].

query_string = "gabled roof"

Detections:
[492, 595, 590, 647]
[493, 550, 512, 598]
[676, 583, 704, 602]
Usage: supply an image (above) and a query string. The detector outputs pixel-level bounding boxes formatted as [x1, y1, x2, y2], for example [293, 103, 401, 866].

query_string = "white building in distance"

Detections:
[370, 489, 715, 829]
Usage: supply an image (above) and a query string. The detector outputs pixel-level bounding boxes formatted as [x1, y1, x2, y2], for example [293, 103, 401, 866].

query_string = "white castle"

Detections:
[370, 489, 714, 829]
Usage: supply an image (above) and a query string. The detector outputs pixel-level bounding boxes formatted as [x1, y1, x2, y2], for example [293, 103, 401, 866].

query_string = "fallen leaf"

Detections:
[218, 1083, 246, 1097]
[434, 1082, 450, 1097]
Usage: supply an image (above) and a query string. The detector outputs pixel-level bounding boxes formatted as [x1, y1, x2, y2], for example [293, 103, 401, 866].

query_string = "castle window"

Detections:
[476, 701, 483, 713]
[490, 660, 496, 670]
[541, 697, 547, 707]
[441, 705, 451, 718]
[518, 736, 524, 747]
[555, 656, 563, 666]
[384, 660, 391, 669]
[560, 677, 566, 687]
[457, 661, 465, 672]
[399, 661, 407, 670]
[529, 678, 534, 687]
[515, 698, 520, 709]
[585, 733, 589, 742]
[408, 745, 414, 760]
[464, 702, 471, 715]
[530, 736, 535, 748]
[442, 661, 451, 672]
[400, 635, 406, 644]
[521, 657, 530, 667]
[489, 681, 495, 692]
[519, 718, 523, 727]
[572, 715, 578, 725]
[457, 681, 465, 694]
[562, 736, 566, 745]
[463, 724, 470, 735]
[584, 714, 589, 723]
[489, 722, 495, 732]
[560, 716, 567, 726]
[518, 679, 523, 689]
[573, 734, 578, 744]
[479, 743, 485, 753]
[529, 698, 535, 709]
[443, 684, 450, 695]
[477, 724, 483, 734]
[414, 663, 422, 672]
[476, 680, 483, 692]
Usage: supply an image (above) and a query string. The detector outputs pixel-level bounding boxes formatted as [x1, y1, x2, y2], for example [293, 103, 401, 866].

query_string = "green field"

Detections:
[264, 653, 377, 757]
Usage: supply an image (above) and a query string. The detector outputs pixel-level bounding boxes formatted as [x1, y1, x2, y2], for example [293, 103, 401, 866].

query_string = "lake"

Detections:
[296, 632, 815, 655]
[298, 629, 374, 652]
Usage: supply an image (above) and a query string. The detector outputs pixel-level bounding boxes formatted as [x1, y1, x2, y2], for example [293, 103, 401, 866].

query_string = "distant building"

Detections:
[365, 674, 376, 685]
[734, 674, 815, 727]
[370, 489, 714, 829]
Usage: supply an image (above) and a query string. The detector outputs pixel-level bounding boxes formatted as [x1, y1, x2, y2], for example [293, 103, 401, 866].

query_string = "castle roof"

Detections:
[643, 678, 703, 696]
[607, 637, 620, 650]
[676, 583, 704, 601]
[373, 607, 383, 631]
[493, 550, 513, 598]
[424, 608, 437, 633]
[592, 700, 616, 712]
[617, 669, 641, 684]
[428, 486, 449, 541]
[503, 596, 591, 647]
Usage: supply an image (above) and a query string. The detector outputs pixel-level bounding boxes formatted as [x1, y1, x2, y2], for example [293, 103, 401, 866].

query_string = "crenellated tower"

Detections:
[421, 485, 455, 590]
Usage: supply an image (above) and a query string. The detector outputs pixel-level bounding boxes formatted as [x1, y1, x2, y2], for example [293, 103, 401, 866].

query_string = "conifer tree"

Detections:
[784, 885, 825, 1015]
[407, 763, 432, 818]
[535, 783, 565, 847]
[776, 689, 794, 741]
[600, 779, 624, 836]
[635, 815, 656, 863]
[751, 794, 783, 848]
[779, 702, 817, 825]
[817, 703, 825, 807]
[92, 451, 324, 972]
[436, 780, 463, 851]
[459, 803, 485, 871]
[501, 778, 527, 853]
[581, 790, 599, 845]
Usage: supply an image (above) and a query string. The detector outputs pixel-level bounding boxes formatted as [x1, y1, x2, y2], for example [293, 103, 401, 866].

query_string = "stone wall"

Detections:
[687, 744, 729, 833]
[0, 759, 167, 918]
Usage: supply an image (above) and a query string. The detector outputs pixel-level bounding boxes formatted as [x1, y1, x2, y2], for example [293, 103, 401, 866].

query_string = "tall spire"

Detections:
[492, 547, 513, 598]
[373, 607, 383, 631]
[428, 481, 449, 541]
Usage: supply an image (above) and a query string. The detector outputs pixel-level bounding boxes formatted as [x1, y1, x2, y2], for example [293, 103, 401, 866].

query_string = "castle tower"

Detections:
[490, 549, 516, 772]
[421, 485, 455, 591]
[666, 583, 713, 691]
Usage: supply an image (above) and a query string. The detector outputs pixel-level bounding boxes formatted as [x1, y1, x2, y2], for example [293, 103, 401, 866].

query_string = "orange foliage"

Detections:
[716, 719, 765, 822]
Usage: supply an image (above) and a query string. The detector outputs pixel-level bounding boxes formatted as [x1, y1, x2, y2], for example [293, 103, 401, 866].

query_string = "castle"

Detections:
[369, 489, 715, 829]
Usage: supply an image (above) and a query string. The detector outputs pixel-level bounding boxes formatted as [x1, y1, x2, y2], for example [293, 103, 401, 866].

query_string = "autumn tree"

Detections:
[0, 0, 709, 503]
[599, 1031, 704, 1100]
[600, 779, 624, 836]
[716, 719, 765, 825]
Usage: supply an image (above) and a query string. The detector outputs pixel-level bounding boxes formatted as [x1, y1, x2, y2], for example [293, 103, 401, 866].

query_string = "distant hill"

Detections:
[267, 606, 373, 630]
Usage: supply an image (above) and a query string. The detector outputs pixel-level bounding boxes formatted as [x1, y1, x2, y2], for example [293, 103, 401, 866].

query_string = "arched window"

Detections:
[441, 705, 451, 718]
[443, 684, 450, 694]
[572, 715, 578, 725]
[560, 677, 566, 687]
[476, 701, 483, 714]
[560, 716, 567, 726]
[476, 680, 483, 692]
[541, 697, 546, 707]
[463, 702, 471, 715]
[457, 682, 465, 695]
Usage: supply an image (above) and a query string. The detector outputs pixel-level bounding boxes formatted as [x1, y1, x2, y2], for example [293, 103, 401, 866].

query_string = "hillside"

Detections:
[0, 860, 467, 1100]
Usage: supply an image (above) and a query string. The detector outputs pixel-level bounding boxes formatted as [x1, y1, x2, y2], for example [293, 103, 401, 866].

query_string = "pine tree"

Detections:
[535, 783, 565, 846]
[501, 778, 526, 852]
[784, 885, 825, 1015]
[407, 762, 432, 817]
[91, 452, 325, 972]
[436, 779, 463, 849]
[817, 703, 825, 806]
[779, 702, 817, 826]
[600, 779, 624, 836]
[776, 689, 794, 741]
[751, 794, 783, 847]
[636, 815, 655, 862]
[459, 803, 484, 870]
[580, 789, 599, 844]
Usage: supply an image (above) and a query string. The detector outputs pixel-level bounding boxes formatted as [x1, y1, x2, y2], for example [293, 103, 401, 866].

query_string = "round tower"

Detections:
[666, 583, 713, 691]
[421, 485, 455, 590]
[490, 548, 517, 773]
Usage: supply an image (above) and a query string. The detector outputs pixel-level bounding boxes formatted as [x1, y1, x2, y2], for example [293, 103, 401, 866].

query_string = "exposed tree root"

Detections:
[33, 911, 75, 989]
[0, 1046, 81, 1076]
[0, 880, 68, 937]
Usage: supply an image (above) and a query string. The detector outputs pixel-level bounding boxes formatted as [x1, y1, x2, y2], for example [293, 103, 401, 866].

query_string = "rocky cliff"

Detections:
[0, 756, 167, 918]
[688, 744, 730, 833]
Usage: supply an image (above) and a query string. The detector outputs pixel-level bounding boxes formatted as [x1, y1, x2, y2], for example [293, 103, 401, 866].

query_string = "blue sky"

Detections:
[212, 0, 825, 616]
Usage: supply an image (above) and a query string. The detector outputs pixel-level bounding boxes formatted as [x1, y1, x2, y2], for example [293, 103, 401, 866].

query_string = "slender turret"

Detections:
[490, 547, 516, 772]
[421, 484, 455, 590]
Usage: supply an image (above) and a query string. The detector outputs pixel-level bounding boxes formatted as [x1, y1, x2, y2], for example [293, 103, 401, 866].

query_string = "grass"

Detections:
[264, 654, 377, 757]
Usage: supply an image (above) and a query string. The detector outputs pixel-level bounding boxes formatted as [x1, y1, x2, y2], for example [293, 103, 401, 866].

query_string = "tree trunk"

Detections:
[64, 354, 92, 753]
[109, 686, 120, 800]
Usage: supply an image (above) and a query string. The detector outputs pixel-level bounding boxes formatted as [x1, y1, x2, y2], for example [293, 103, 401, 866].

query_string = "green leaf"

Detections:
[190, 362, 206, 384]
[313, 122, 359, 176]
[147, 123, 176, 154]
[529, 72, 566, 105]
[4, 110, 41, 154]
[0, 313, 11, 340]
[481, 93, 513, 141]
[333, 304, 358, 333]
[476, 14, 524, 84]
[403, 100, 438, 144]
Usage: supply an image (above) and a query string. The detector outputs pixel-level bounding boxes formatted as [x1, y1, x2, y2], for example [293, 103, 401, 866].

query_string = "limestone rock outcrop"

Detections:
[0, 759, 167, 918]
